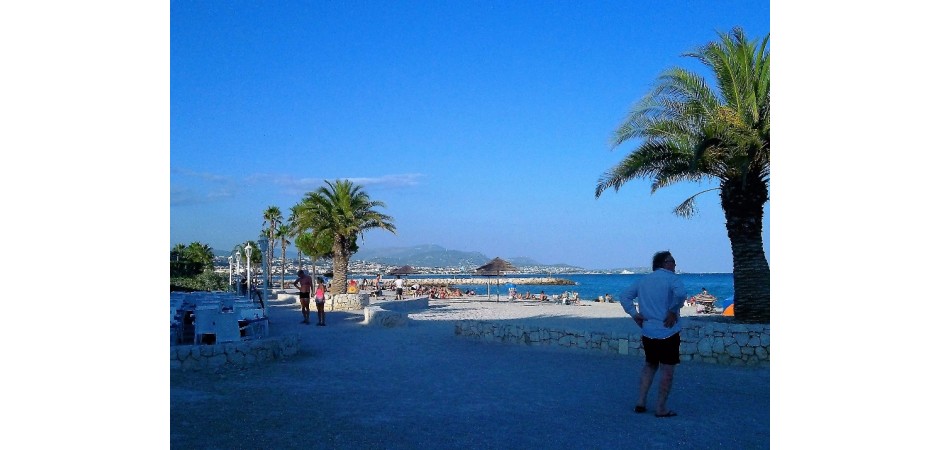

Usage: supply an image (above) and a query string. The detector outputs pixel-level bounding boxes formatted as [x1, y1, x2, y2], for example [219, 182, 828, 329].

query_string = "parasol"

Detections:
[474, 257, 516, 302]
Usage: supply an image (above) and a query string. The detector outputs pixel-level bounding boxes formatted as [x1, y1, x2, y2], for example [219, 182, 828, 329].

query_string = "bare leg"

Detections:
[655, 363, 676, 415]
[636, 362, 658, 409]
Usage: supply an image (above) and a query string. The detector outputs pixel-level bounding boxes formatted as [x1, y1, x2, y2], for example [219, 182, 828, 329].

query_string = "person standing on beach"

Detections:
[394, 275, 404, 300]
[620, 251, 687, 418]
[314, 277, 327, 326]
[293, 270, 313, 324]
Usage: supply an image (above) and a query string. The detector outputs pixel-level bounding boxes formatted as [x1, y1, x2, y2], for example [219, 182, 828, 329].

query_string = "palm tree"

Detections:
[262, 206, 283, 274]
[287, 205, 305, 272]
[171, 243, 187, 262]
[275, 224, 292, 289]
[184, 242, 214, 271]
[595, 27, 769, 323]
[292, 179, 396, 295]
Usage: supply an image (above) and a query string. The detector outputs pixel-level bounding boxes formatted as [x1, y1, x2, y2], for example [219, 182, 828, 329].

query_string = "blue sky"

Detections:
[171, 0, 770, 272]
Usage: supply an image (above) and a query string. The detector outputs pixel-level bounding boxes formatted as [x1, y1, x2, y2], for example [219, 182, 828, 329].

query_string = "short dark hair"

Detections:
[652, 251, 672, 270]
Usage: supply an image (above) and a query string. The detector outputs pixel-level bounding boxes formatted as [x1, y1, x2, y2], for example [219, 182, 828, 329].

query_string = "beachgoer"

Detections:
[620, 251, 687, 418]
[314, 277, 327, 326]
[412, 282, 419, 298]
[293, 270, 313, 324]
[394, 275, 404, 300]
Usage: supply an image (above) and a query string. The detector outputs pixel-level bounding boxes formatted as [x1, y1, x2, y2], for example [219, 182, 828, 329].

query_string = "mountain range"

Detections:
[209, 244, 657, 272]
[351, 244, 576, 269]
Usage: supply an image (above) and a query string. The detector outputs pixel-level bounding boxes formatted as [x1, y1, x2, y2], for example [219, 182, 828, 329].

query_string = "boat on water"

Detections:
[170, 291, 269, 345]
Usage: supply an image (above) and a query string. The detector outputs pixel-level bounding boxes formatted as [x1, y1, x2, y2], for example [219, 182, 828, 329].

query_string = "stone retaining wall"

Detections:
[276, 292, 369, 311]
[454, 319, 769, 367]
[170, 334, 300, 372]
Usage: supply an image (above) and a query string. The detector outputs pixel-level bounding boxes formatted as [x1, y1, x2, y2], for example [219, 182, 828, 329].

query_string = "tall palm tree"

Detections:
[287, 205, 305, 272]
[262, 206, 283, 274]
[292, 179, 396, 295]
[595, 27, 769, 323]
[275, 224, 292, 289]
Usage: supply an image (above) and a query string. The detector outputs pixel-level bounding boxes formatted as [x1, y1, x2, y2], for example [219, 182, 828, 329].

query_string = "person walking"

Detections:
[620, 251, 687, 418]
[314, 277, 327, 326]
[293, 270, 313, 324]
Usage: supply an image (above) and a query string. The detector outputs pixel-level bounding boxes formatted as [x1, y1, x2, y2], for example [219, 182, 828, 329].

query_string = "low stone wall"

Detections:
[329, 293, 369, 311]
[170, 334, 301, 372]
[454, 319, 769, 367]
[275, 292, 369, 311]
[363, 297, 430, 327]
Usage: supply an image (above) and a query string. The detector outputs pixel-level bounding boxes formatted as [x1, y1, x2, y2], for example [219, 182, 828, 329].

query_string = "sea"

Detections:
[350, 273, 734, 304]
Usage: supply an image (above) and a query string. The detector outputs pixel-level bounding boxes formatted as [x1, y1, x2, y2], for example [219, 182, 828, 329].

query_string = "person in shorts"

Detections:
[314, 277, 327, 326]
[293, 270, 313, 324]
[620, 251, 686, 418]
[394, 275, 404, 300]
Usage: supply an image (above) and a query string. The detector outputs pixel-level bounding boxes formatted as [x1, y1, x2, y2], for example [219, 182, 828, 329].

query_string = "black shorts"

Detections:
[641, 333, 681, 365]
[299, 292, 310, 300]
[396, 288, 403, 295]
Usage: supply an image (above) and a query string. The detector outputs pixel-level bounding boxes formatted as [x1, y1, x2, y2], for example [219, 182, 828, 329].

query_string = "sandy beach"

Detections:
[171, 295, 769, 449]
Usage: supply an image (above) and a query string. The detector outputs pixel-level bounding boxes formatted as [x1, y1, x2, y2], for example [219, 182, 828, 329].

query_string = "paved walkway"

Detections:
[170, 299, 769, 449]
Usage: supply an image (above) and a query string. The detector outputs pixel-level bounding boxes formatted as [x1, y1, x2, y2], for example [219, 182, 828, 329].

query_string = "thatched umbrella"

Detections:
[474, 257, 516, 302]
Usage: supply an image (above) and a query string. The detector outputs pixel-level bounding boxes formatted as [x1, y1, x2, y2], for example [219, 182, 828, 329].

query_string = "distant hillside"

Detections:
[353, 244, 492, 267]
[211, 243, 588, 270]
[351, 244, 583, 269]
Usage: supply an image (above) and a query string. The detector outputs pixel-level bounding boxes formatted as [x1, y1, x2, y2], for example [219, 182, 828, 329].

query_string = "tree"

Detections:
[184, 242, 214, 269]
[595, 27, 769, 323]
[275, 224, 292, 289]
[292, 179, 396, 295]
[171, 243, 187, 262]
[287, 205, 306, 272]
[262, 206, 283, 272]
[170, 242, 215, 279]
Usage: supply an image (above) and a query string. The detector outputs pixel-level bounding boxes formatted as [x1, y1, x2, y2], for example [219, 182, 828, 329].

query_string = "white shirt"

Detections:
[620, 269, 687, 339]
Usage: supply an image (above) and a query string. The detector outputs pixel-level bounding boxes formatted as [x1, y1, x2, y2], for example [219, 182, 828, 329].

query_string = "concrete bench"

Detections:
[363, 297, 429, 327]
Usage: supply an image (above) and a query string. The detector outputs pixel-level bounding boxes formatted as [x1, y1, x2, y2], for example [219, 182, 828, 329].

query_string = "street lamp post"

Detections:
[245, 244, 253, 298]
[235, 249, 242, 295]
[259, 236, 269, 310]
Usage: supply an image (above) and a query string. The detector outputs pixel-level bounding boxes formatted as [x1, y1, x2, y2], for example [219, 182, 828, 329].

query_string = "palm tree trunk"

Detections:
[280, 243, 286, 290]
[721, 179, 770, 324]
[331, 238, 349, 295]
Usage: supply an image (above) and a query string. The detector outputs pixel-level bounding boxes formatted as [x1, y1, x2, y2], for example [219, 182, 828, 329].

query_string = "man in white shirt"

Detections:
[394, 275, 404, 300]
[620, 251, 687, 418]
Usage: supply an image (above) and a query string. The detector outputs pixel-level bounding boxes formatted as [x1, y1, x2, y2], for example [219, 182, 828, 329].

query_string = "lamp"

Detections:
[245, 244, 252, 297]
